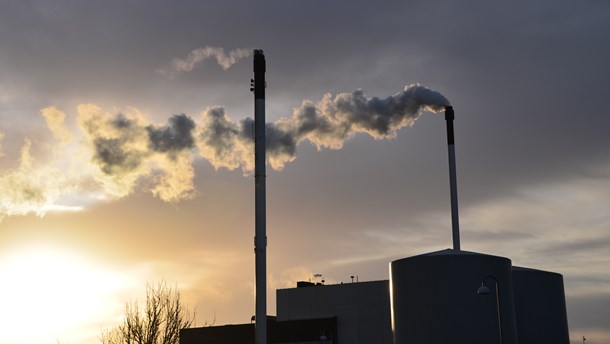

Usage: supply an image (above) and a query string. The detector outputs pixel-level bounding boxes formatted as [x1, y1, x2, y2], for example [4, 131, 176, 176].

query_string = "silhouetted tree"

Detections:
[100, 281, 195, 344]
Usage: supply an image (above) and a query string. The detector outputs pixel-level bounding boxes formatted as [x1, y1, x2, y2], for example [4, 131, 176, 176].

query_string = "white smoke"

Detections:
[0, 138, 78, 220]
[198, 83, 451, 171]
[0, 84, 449, 220]
[157, 46, 251, 77]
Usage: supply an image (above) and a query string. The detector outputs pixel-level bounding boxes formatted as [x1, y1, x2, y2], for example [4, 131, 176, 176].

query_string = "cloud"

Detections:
[0, 139, 75, 220]
[196, 106, 254, 172]
[149, 152, 196, 203]
[197, 84, 450, 171]
[41, 106, 72, 146]
[0, 84, 448, 219]
[76, 104, 151, 198]
[76, 104, 197, 202]
[157, 46, 251, 77]
[0, 105, 201, 220]
[147, 114, 197, 153]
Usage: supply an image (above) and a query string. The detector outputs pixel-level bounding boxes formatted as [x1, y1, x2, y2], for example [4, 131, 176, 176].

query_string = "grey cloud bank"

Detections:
[0, 0, 609, 342]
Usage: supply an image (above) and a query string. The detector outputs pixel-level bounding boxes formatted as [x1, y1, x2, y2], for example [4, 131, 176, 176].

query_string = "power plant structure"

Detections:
[390, 249, 569, 344]
[180, 54, 571, 343]
[253, 49, 267, 344]
[181, 252, 570, 344]
[386, 105, 570, 343]
[444, 106, 461, 251]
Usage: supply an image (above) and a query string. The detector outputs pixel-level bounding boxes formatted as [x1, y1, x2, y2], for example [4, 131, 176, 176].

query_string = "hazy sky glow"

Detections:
[1, 1, 609, 343]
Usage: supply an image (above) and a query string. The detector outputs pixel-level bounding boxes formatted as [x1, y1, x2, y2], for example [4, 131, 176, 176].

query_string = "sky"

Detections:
[0, 0, 609, 343]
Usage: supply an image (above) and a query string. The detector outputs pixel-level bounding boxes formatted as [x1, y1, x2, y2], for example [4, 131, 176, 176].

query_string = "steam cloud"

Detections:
[0, 84, 449, 220]
[198, 84, 450, 170]
[157, 46, 251, 77]
[76, 104, 197, 202]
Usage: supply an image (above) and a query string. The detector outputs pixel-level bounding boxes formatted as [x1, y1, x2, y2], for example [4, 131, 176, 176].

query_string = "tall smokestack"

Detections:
[252, 49, 267, 344]
[445, 106, 460, 250]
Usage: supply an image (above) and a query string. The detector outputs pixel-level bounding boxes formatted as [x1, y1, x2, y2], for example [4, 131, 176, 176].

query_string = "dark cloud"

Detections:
[88, 114, 147, 175]
[73, 107, 198, 201]
[197, 106, 253, 171]
[93, 137, 144, 175]
[265, 122, 297, 167]
[147, 114, 196, 153]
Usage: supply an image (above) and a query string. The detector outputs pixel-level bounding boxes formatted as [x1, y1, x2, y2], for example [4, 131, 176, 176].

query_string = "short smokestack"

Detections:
[445, 105, 461, 250]
[253, 49, 267, 344]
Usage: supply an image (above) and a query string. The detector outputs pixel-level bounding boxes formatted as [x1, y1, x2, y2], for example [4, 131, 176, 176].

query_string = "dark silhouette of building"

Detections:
[512, 266, 570, 344]
[181, 249, 570, 344]
[390, 249, 570, 344]
[277, 280, 392, 343]
[180, 316, 336, 344]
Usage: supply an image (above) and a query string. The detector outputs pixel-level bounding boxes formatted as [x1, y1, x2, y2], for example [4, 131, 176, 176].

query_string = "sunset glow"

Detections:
[0, 246, 127, 343]
[0, 1, 609, 343]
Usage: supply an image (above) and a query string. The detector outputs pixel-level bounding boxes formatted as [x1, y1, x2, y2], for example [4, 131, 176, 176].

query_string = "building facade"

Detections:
[181, 249, 570, 344]
[277, 280, 392, 344]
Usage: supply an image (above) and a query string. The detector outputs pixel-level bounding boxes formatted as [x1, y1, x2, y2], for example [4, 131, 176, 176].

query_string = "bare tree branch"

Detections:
[100, 281, 195, 344]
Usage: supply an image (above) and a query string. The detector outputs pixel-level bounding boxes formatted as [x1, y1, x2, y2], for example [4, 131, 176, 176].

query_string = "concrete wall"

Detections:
[390, 249, 519, 344]
[512, 266, 570, 344]
[277, 280, 392, 344]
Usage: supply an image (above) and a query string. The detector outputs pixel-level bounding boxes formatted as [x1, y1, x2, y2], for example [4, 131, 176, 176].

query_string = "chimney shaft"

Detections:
[445, 106, 461, 250]
[253, 49, 267, 344]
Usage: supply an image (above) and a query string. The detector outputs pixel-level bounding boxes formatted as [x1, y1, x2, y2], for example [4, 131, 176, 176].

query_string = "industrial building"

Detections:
[180, 249, 569, 344]
[180, 316, 337, 344]
[277, 280, 392, 343]
[390, 249, 569, 344]
[178, 53, 571, 344]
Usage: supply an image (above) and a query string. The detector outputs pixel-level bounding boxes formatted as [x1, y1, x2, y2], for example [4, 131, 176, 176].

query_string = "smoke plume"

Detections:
[157, 46, 251, 77]
[198, 83, 450, 170]
[76, 104, 197, 201]
[0, 84, 449, 220]
[0, 138, 77, 220]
